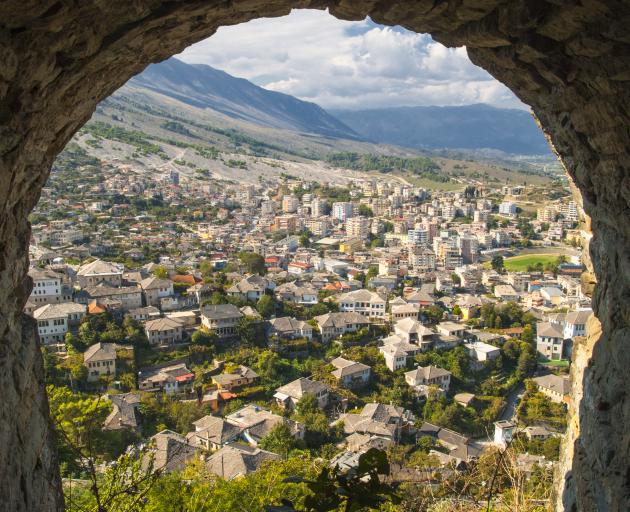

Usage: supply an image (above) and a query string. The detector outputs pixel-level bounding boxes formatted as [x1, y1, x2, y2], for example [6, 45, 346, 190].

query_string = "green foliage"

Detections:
[480, 302, 536, 330]
[139, 393, 213, 436]
[259, 423, 297, 458]
[491, 255, 505, 273]
[358, 204, 373, 217]
[153, 265, 169, 278]
[81, 121, 168, 158]
[257, 294, 277, 319]
[239, 251, 266, 275]
[191, 329, 217, 347]
[326, 152, 444, 182]
[274, 448, 399, 512]
[517, 383, 568, 429]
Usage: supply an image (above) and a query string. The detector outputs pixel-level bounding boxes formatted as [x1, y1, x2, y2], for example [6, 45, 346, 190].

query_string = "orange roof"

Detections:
[88, 302, 107, 314]
[219, 391, 238, 401]
[323, 281, 349, 291]
[172, 274, 197, 285]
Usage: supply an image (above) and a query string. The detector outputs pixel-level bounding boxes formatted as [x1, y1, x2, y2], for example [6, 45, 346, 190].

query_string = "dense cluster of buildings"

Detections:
[30, 164, 582, 482]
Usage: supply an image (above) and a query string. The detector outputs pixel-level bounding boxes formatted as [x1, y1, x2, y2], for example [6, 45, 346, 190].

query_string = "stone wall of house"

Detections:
[0, 1, 629, 510]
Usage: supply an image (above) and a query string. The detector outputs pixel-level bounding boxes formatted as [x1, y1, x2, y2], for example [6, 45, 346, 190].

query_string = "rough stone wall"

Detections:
[0, 1, 629, 510]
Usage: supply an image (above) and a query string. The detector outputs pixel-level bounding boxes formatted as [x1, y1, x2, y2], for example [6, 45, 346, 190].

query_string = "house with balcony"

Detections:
[405, 365, 451, 397]
[144, 317, 184, 346]
[200, 304, 244, 338]
[337, 289, 387, 321]
[330, 357, 371, 388]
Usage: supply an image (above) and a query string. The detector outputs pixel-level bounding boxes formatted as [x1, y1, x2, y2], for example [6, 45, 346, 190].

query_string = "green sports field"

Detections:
[502, 253, 562, 271]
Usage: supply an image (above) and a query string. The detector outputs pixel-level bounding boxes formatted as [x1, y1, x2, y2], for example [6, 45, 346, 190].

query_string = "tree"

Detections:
[239, 251, 266, 275]
[299, 231, 311, 248]
[191, 329, 216, 346]
[275, 448, 399, 512]
[257, 294, 276, 319]
[259, 422, 296, 459]
[199, 259, 214, 279]
[237, 316, 265, 347]
[358, 204, 373, 217]
[153, 265, 169, 278]
[491, 255, 505, 273]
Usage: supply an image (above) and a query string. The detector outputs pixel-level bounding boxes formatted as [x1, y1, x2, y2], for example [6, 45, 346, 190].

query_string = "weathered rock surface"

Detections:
[0, 1, 629, 510]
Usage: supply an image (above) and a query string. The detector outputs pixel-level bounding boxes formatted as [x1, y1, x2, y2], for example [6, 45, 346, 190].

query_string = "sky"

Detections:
[177, 9, 523, 111]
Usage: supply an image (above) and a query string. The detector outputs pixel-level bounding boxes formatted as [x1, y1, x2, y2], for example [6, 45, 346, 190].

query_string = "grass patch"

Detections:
[502, 253, 562, 272]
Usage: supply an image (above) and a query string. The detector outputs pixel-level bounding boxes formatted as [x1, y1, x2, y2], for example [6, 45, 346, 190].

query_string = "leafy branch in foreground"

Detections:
[266, 448, 400, 512]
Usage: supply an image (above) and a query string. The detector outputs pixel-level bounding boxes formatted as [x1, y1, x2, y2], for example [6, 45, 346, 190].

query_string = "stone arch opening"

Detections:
[1, 2, 629, 510]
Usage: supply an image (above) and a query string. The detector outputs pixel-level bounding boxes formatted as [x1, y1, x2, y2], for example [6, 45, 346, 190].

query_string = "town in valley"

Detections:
[32, 136, 586, 510]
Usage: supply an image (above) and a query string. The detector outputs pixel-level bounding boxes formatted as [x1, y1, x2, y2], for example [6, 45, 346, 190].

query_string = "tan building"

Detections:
[139, 276, 174, 307]
[77, 259, 124, 288]
[200, 304, 243, 338]
[84, 342, 116, 382]
[144, 317, 184, 346]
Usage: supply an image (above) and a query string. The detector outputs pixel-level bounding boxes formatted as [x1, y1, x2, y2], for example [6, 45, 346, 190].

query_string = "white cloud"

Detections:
[177, 9, 524, 111]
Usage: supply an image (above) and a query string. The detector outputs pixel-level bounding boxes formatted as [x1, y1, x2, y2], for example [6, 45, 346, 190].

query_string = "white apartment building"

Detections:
[332, 202, 353, 221]
[346, 216, 370, 240]
[34, 303, 86, 348]
[29, 268, 64, 305]
[407, 229, 429, 246]
[337, 289, 387, 320]
[499, 201, 517, 216]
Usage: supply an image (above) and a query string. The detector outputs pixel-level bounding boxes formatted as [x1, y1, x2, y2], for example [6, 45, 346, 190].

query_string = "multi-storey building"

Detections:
[346, 216, 370, 240]
[332, 202, 353, 221]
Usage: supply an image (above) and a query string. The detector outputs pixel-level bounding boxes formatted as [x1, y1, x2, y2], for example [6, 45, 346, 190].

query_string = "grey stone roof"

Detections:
[145, 430, 200, 473]
[533, 373, 570, 395]
[33, 302, 85, 320]
[405, 365, 451, 383]
[275, 378, 328, 400]
[103, 393, 141, 431]
[84, 342, 116, 363]
[200, 303, 243, 320]
[77, 259, 123, 276]
[188, 415, 241, 446]
[205, 444, 280, 480]
[537, 321, 564, 338]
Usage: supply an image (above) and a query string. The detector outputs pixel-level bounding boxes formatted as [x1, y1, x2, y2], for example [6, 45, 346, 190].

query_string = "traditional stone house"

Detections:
[83, 342, 116, 382]
[266, 316, 313, 340]
[314, 312, 369, 343]
[227, 274, 275, 301]
[139, 276, 174, 307]
[200, 304, 243, 338]
[337, 289, 387, 320]
[212, 366, 258, 391]
[330, 357, 371, 388]
[405, 365, 451, 396]
[34, 302, 86, 348]
[144, 317, 184, 346]
[77, 259, 124, 288]
[274, 377, 329, 410]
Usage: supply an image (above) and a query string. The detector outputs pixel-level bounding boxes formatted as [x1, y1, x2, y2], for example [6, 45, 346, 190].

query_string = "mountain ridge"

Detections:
[331, 103, 551, 155]
[130, 58, 361, 140]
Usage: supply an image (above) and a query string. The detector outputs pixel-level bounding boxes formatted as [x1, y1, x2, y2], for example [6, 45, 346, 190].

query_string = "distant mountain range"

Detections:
[111, 58, 551, 156]
[331, 104, 551, 155]
[130, 58, 360, 140]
